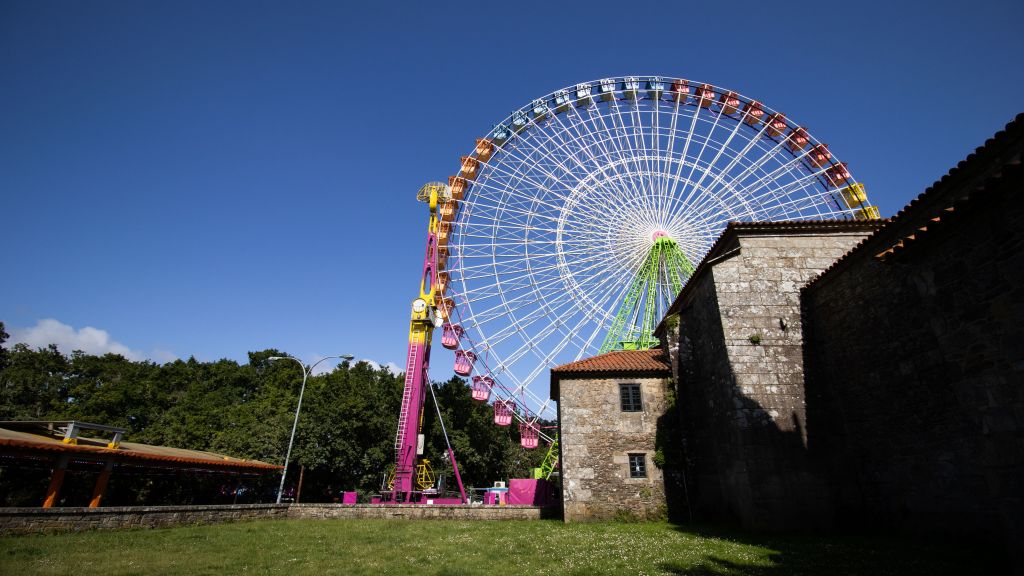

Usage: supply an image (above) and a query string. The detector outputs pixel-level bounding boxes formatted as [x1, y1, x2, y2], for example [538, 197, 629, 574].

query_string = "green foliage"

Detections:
[612, 507, 640, 522]
[748, 333, 763, 345]
[0, 321, 9, 370]
[291, 360, 404, 496]
[419, 376, 550, 489]
[653, 503, 669, 521]
[655, 379, 690, 521]
[652, 448, 666, 469]
[0, 343, 70, 420]
[0, 338, 551, 501]
[64, 352, 165, 434]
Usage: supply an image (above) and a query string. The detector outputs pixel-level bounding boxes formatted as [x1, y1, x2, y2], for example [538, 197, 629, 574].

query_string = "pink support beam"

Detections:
[388, 183, 467, 504]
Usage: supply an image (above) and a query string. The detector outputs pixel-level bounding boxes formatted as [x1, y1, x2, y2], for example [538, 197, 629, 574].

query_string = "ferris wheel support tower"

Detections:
[599, 232, 695, 353]
[385, 183, 467, 504]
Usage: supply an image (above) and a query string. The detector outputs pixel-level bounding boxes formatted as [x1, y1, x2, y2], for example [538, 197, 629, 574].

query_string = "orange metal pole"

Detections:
[42, 454, 69, 508]
[89, 461, 115, 508]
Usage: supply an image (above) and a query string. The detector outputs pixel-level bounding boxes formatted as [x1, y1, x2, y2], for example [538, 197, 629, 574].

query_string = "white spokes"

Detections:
[445, 77, 862, 421]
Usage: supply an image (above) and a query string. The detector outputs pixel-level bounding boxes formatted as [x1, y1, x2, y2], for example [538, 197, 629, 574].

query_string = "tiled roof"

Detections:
[552, 349, 670, 375]
[653, 219, 886, 337]
[550, 349, 671, 400]
[804, 112, 1024, 290]
[719, 220, 887, 233]
[0, 425, 281, 471]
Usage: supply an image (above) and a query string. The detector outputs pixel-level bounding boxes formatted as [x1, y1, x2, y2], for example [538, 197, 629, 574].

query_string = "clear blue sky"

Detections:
[2, 0, 1022, 372]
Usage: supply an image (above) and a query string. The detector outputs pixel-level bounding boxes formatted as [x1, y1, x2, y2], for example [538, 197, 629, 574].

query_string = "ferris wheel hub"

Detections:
[652, 230, 669, 241]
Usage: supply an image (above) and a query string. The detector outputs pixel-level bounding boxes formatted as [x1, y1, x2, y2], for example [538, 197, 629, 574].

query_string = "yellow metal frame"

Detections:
[408, 182, 447, 344]
[415, 459, 435, 491]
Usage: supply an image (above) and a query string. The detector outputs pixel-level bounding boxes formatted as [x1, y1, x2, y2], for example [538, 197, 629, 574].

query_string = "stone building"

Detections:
[553, 113, 1022, 562]
[649, 113, 1022, 556]
[653, 220, 884, 529]
[550, 349, 671, 521]
[800, 113, 1023, 557]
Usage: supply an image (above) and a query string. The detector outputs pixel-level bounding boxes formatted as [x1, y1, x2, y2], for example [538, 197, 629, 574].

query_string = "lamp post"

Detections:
[268, 354, 354, 504]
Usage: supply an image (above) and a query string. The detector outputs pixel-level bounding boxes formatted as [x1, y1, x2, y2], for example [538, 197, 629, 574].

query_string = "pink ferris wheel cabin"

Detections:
[494, 400, 514, 427]
[441, 323, 463, 350]
[519, 422, 539, 449]
[453, 350, 476, 377]
[471, 375, 493, 402]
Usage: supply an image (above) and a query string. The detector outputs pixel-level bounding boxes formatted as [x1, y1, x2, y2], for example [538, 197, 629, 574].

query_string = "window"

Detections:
[619, 383, 642, 412]
[628, 453, 647, 478]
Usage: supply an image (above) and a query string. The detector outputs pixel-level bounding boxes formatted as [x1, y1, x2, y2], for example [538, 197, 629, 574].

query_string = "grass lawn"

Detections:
[0, 518, 1001, 576]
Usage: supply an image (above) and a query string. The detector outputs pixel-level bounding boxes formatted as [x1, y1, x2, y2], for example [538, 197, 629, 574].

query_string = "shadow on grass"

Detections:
[659, 522, 1007, 576]
[659, 556, 777, 576]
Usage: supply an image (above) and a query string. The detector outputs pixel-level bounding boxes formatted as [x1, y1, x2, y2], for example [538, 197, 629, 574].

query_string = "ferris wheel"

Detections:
[433, 76, 876, 433]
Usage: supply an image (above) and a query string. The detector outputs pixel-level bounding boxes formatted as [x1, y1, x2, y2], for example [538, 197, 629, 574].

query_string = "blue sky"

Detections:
[2, 0, 1022, 375]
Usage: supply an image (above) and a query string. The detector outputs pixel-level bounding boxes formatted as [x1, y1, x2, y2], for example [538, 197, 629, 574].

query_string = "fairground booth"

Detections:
[0, 421, 280, 507]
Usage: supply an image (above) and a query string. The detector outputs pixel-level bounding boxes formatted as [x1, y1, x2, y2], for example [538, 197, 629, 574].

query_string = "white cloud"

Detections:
[307, 355, 350, 375]
[299, 357, 400, 376]
[362, 359, 402, 374]
[6, 319, 177, 364]
[149, 349, 179, 364]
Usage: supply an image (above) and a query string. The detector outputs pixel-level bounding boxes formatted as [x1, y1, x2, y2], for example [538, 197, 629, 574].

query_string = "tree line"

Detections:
[0, 322, 549, 504]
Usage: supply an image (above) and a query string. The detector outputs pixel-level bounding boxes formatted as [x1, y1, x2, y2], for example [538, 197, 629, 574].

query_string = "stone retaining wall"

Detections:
[0, 503, 546, 535]
[0, 504, 289, 535]
[288, 504, 544, 521]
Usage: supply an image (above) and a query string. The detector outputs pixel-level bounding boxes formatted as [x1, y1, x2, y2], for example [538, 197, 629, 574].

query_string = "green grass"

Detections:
[0, 519, 1000, 576]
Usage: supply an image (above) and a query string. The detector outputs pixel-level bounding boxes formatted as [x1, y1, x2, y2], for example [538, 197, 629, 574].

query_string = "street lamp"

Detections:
[268, 354, 354, 504]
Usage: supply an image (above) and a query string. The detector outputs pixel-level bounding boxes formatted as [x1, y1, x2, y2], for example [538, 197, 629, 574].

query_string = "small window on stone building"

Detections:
[619, 383, 642, 412]
[628, 453, 647, 478]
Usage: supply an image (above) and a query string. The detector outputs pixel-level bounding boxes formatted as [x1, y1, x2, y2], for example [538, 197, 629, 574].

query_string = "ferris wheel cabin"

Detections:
[441, 322, 463, 350]
[453, 349, 476, 377]
[742, 99, 764, 124]
[471, 375, 493, 402]
[493, 400, 514, 427]
[719, 90, 740, 115]
[670, 79, 690, 102]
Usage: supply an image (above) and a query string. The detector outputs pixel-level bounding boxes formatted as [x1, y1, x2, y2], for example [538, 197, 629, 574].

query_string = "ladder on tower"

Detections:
[393, 343, 418, 483]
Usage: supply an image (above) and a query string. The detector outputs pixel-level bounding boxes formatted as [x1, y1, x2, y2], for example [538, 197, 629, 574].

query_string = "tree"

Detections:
[146, 357, 257, 452]
[0, 340, 549, 502]
[291, 361, 403, 499]
[0, 343, 70, 420]
[421, 376, 550, 489]
[0, 321, 9, 370]
[63, 352, 163, 435]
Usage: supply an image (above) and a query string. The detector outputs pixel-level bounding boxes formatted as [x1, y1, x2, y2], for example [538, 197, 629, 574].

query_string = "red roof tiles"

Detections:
[552, 349, 670, 375]
[550, 349, 671, 400]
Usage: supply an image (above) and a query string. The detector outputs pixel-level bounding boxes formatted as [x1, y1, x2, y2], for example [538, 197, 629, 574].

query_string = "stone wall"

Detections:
[0, 503, 545, 534]
[802, 163, 1023, 553]
[0, 503, 289, 535]
[559, 376, 669, 521]
[672, 228, 875, 530]
[289, 504, 544, 521]
[670, 267, 730, 519]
